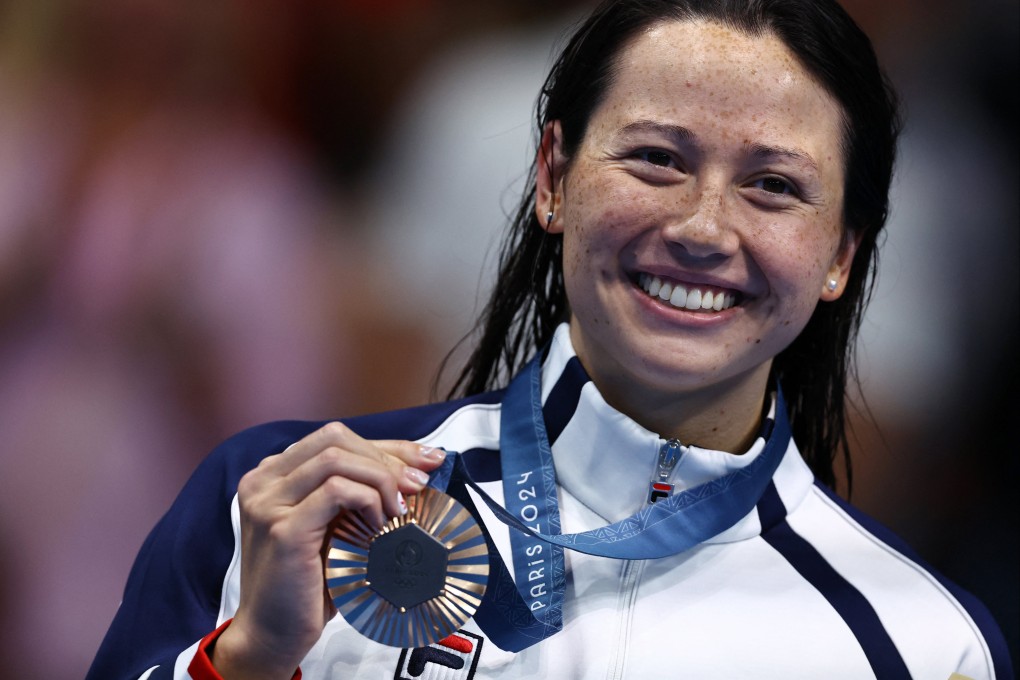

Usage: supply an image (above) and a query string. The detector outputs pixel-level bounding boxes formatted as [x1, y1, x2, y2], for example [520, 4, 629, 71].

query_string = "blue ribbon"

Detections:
[430, 352, 791, 651]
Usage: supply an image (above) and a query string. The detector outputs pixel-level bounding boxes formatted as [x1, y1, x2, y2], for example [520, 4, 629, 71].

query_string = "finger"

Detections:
[295, 437, 442, 496]
[260, 422, 379, 476]
[278, 441, 436, 511]
[360, 440, 445, 495]
[298, 474, 389, 530]
[279, 449, 401, 515]
[372, 440, 447, 471]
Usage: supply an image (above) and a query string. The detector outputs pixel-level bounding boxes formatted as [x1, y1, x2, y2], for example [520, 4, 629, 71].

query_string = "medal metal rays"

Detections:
[326, 486, 489, 648]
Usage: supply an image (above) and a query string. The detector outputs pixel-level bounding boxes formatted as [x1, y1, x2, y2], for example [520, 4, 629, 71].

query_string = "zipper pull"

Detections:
[648, 438, 683, 504]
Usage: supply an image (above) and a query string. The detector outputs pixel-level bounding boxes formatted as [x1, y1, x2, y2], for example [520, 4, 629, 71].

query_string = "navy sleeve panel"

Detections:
[812, 481, 1015, 680]
[85, 420, 324, 680]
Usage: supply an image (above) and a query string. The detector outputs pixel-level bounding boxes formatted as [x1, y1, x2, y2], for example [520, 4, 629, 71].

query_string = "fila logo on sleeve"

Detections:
[394, 631, 484, 680]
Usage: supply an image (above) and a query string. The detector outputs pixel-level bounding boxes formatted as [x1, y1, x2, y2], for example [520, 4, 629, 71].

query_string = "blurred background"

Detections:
[0, 0, 1015, 677]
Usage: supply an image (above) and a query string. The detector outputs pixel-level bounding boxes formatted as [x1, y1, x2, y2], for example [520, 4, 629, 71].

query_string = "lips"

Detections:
[637, 273, 740, 312]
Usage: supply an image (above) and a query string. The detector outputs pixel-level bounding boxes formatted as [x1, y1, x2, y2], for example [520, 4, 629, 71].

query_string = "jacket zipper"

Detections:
[608, 440, 685, 678]
[606, 558, 646, 680]
[647, 438, 684, 504]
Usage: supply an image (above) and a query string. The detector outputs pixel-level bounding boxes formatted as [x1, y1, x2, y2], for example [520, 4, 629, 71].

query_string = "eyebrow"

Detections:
[618, 120, 696, 144]
[746, 142, 820, 173]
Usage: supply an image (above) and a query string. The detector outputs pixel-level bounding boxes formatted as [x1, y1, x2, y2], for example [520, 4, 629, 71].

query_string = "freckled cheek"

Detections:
[757, 222, 837, 284]
[566, 183, 645, 259]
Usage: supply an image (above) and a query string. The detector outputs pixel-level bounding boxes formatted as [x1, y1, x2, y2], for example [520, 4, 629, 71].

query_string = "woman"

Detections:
[88, 1, 1011, 678]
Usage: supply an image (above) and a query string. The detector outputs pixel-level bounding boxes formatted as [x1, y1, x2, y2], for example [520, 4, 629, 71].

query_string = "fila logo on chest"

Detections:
[394, 630, 484, 679]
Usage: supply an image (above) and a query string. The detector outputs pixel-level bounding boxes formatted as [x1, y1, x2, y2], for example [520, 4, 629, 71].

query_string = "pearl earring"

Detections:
[826, 279, 838, 292]
[546, 211, 554, 227]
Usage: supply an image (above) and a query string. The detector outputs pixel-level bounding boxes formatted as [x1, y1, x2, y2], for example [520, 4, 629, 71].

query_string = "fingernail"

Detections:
[404, 467, 430, 485]
[397, 491, 408, 515]
[418, 445, 443, 462]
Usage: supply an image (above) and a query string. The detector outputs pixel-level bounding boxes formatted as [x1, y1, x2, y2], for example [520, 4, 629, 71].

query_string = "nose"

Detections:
[661, 183, 739, 261]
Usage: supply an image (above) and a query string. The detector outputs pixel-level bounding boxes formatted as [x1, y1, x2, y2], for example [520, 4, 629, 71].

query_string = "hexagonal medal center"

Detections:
[367, 523, 448, 609]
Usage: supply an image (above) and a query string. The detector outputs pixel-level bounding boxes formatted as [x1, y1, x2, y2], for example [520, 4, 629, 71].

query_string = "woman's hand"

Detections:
[210, 422, 446, 679]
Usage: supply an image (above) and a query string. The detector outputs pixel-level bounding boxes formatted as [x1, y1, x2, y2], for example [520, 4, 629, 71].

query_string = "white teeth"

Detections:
[639, 274, 737, 312]
[669, 284, 687, 308]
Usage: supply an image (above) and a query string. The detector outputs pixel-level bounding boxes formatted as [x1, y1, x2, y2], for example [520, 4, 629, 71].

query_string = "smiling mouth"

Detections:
[637, 273, 740, 312]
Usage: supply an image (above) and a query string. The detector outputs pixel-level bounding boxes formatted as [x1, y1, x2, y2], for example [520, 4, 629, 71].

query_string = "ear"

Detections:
[820, 228, 863, 301]
[535, 120, 567, 234]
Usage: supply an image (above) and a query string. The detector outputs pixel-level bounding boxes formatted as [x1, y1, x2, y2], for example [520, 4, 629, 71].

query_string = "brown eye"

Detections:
[638, 150, 675, 167]
[755, 176, 793, 194]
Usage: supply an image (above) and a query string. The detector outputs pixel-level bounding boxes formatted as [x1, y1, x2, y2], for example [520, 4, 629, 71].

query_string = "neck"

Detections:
[586, 365, 771, 454]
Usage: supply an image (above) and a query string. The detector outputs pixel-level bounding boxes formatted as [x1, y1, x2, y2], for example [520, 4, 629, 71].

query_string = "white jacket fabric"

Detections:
[87, 325, 1011, 680]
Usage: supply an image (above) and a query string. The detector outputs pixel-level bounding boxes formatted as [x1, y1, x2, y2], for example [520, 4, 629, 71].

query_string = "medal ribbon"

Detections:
[430, 352, 791, 651]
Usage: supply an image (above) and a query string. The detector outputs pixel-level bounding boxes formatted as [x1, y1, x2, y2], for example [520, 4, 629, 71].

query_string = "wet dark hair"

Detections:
[445, 0, 901, 491]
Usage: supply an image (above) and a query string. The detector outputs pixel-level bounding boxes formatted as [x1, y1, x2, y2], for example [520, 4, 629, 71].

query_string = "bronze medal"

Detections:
[326, 486, 489, 647]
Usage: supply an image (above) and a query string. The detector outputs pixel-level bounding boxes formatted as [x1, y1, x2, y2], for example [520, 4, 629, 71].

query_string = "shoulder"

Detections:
[785, 479, 1013, 679]
[340, 390, 504, 444]
[201, 390, 507, 486]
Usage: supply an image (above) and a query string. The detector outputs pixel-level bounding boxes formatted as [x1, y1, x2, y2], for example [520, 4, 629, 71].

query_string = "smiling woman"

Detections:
[533, 20, 853, 451]
[87, 1, 1012, 679]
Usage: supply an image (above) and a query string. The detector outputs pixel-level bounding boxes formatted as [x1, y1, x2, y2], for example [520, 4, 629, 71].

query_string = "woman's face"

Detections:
[538, 19, 855, 428]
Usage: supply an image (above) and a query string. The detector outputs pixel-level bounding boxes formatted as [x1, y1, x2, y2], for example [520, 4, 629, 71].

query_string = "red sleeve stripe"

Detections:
[186, 619, 302, 680]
